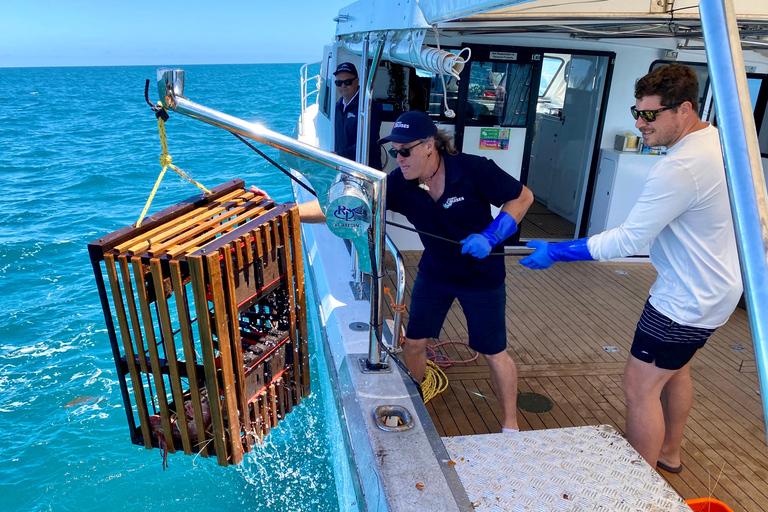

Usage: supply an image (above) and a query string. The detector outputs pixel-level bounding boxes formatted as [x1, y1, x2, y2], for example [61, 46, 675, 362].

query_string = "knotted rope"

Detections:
[135, 104, 211, 227]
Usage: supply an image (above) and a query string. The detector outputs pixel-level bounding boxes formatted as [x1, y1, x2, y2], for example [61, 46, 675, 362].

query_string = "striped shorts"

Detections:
[630, 299, 716, 370]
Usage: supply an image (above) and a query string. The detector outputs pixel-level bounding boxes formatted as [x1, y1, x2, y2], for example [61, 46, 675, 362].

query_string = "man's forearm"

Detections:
[298, 200, 326, 223]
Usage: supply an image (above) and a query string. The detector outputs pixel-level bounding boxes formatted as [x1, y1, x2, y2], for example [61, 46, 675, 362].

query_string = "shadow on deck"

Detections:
[383, 251, 766, 512]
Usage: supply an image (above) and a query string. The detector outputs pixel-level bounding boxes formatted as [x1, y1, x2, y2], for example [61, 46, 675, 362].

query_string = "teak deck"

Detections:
[383, 251, 766, 512]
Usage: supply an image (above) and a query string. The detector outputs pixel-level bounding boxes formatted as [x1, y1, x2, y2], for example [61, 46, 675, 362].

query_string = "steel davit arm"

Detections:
[155, 68, 389, 372]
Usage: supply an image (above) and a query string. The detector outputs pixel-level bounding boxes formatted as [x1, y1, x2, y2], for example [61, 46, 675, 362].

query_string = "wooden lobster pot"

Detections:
[88, 179, 309, 466]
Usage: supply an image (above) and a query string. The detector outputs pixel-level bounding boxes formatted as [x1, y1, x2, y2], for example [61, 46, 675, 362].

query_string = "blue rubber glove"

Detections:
[519, 238, 594, 269]
[460, 212, 518, 259]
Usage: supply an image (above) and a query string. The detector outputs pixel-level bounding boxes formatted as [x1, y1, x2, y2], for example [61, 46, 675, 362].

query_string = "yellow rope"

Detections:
[136, 107, 212, 227]
[422, 359, 448, 404]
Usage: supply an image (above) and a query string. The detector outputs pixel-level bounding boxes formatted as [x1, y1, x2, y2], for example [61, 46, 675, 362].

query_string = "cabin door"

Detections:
[523, 53, 611, 240]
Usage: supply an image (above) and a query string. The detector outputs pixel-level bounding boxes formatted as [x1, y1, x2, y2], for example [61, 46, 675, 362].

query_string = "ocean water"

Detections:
[0, 64, 342, 512]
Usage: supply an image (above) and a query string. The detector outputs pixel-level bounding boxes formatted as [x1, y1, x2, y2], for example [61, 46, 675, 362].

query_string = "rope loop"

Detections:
[159, 154, 173, 167]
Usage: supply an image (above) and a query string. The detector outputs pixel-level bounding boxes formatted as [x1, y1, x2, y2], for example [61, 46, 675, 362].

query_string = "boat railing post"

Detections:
[349, 36, 371, 295]
[700, 0, 768, 442]
[384, 234, 406, 360]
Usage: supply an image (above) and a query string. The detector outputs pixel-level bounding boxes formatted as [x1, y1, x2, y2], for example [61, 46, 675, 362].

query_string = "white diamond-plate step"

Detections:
[442, 425, 692, 512]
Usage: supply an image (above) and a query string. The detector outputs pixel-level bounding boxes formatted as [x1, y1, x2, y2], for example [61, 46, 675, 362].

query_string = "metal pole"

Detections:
[385, 234, 406, 353]
[700, 0, 768, 440]
[91, 258, 138, 443]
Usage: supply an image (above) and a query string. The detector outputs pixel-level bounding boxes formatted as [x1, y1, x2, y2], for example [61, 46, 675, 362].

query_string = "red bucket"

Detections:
[685, 498, 734, 512]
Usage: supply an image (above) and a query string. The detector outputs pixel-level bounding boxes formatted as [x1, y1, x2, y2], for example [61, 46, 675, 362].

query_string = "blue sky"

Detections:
[0, 1, 350, 67]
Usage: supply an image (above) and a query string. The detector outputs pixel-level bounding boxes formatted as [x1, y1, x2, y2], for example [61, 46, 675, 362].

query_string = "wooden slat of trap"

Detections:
[386, 251, 767, 512]
[285, 209, 311, 398]
[160, 198, 273, 258]
[206, 251, 245, 465]
[169, 259, 208, 458]
[219, 242, 253, 451]
[129, 256, 176, 453]
[89, 179, 246, 259]
[188, 254, 228, 466]
[117, 255, 150, 375]
[149, 258, 193, 454]
[115, 188, 251, 254]
[103, 254, 153, 449]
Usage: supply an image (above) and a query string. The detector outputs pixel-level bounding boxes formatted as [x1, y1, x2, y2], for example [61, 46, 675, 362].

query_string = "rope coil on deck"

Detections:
[422, 360, 448, 404]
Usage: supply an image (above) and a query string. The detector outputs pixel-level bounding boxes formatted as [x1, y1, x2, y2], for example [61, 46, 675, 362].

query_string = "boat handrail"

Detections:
[385, 234, 406, 354]
[700, 0, 768, 443]
[299, 61, 321, 137]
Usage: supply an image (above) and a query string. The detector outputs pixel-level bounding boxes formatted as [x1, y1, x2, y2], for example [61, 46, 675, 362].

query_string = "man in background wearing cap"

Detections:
[333, 62, 382, 170]
[380, 110, 533, 433]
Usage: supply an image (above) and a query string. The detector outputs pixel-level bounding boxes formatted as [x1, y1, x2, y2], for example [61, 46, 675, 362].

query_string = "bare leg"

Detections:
[622, 355, 677, 465]
[483, 350, 519, 430]
[401, 336, 428, 383]
[658, 362, 694, 468]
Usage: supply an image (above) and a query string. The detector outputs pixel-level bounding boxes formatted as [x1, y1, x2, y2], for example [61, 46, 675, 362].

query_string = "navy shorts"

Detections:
[405, 273, 507, 355]
[631, 299, 716, 370]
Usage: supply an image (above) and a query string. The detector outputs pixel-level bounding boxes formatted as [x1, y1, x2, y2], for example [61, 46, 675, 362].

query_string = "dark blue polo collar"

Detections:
[403, 151, 462, 190]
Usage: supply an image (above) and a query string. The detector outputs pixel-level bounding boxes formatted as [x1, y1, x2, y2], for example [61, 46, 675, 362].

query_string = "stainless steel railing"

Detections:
[700, 0, 768, 441]
[299, 62, 321, 137]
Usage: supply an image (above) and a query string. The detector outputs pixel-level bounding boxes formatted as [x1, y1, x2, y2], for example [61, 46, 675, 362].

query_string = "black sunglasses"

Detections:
[334, 78, 357, 87]
[388, 140, 424, 159]
[630, 103, 682, 122]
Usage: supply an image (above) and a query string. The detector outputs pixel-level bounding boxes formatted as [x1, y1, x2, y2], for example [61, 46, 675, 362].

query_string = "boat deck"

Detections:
[383, 251, 767, 512]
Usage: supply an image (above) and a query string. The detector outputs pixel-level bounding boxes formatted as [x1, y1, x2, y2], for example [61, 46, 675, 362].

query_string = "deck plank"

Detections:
[382, 252, 766, 512]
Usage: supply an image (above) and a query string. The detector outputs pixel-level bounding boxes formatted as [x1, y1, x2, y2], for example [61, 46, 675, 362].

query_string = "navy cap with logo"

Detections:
[333, 62, 358, 77]
[378, 111, 437, 145]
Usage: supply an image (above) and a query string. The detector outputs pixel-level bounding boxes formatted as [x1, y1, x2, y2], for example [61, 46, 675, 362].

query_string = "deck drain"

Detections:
[349, 322, 369, 332]
[518, 392, 553, 413]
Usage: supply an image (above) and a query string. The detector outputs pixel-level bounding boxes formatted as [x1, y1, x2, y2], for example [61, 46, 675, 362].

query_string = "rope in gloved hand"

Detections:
[136, 80, 211, 227]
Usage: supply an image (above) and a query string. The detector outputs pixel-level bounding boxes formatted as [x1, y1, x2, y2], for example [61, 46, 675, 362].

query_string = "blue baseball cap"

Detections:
[333, 62, 358, 77]
[378, 111, 437, 145]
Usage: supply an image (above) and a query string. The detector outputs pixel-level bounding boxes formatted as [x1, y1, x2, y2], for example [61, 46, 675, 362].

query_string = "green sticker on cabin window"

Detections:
[479, 128, 510, 150]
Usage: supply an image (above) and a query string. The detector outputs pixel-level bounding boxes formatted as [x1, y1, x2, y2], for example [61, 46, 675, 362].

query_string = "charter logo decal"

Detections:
[333, 205, 365, 222]
[443, 196, 465, 209]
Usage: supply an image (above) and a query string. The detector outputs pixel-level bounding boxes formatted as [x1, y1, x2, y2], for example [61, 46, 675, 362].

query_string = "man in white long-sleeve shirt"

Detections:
[520, 63, 742, 474]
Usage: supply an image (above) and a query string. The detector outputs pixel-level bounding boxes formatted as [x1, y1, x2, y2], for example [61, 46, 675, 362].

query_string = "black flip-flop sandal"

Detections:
[657, 460, 683, 473]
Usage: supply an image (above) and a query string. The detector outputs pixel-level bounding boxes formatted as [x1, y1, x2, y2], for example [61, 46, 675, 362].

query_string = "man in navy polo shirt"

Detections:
[380, 111, 534, 432]
[333, 62, 382, 170]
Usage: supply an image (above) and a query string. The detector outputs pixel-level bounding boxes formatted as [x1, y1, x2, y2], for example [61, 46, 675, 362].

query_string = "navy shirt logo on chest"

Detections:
[443, 196, 465, 209]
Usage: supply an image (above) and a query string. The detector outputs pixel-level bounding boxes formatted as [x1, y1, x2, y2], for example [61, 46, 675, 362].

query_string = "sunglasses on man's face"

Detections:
[388, 140, 424, 159]
[335, 78, 357, 87]
[630, 103, 682, 122]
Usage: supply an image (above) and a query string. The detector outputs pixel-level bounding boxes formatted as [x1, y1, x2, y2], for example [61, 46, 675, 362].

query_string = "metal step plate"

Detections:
[442, 425, 691, 512]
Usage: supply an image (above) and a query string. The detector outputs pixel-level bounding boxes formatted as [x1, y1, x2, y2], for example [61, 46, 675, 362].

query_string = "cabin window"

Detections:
[464, 60, 532, 127]
[539, 57, 565, 97]
[748, 76, 768, 158]
[650, 60, 710, 118]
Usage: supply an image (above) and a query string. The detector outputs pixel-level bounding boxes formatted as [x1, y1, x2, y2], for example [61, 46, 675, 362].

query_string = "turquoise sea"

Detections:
[0, 64, 341, 512]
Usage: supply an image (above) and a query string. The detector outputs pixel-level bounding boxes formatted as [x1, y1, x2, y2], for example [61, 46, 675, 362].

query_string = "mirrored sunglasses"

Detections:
[387, 140, 424, 159]
[334, 78, 356, 87]
[630, 103, 681, 122]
